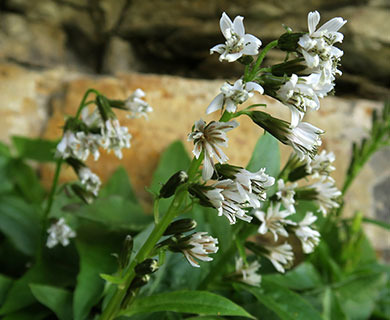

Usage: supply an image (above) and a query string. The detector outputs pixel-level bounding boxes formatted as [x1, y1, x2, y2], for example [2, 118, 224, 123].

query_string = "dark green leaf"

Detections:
[0, 274, 13, 305]
[322, 287, 348, 320]
[265, 262, 322, 290]
[0, 157, 13, 194]
[1, 304, 51, 320]
[362, 217, 390, 230]
[12, 136, 57, 162]
[246, 132, 280, 178]
[73, 236, 118, 320]
[334, 271, 387, 320]
[100, 167, 138, 203]
[0, 196, 41, 255]
[0, 142, 11, 157]
[74, 196, 151, 231]
[238, 278, 323, 320]
[120, 290, 254, 318]
[30, 284, 73, 320]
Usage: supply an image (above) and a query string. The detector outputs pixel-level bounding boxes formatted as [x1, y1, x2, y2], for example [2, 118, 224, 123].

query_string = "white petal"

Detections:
[233, 15, 245, 36]
[206, 93, 224, 114]
[317, 17, 347, 33]
[220, 12, 233, 39]
[245, 82, 264, 94]
[225, 52, 243, 62]
[308, 11, 320, 35]
[210, 44, 226, 55]
[202, 153, 214, 181]
[225, 99, 237, 113]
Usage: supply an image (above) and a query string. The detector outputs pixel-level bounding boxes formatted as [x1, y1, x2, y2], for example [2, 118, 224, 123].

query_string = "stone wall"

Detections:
[0, 0, 389, 99]
[0, 62, 388, 258]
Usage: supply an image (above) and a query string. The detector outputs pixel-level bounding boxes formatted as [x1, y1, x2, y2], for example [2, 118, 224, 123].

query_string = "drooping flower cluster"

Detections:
[234, 258, 262, 286]
[263, 243, 294, 273]
[46, 218, 76, 248]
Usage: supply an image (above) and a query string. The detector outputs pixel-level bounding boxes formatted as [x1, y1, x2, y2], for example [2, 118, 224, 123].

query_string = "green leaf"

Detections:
[74, 196, 151, 231]
[322, 287, 348, 320]
[238, 278, 323, 320]
[334, 271, 387, 320]
[0, 274, 13, 305]
[265, 262, 322, 290]
[30, 284, 73, 320]
[149, 141, 191, 214]
[1, 305, 51, 320]
[0, 141, 11, 157]
[246, 132, 280, 177]
[12, 136, 57, 162]
[0, 196, 41, 255]
[100, 166, 138, 203]
[0, 157, 13, 194]
[120, 290, 254, 318]
[362, 217, 390, 230]
[73, 236, 119, 320]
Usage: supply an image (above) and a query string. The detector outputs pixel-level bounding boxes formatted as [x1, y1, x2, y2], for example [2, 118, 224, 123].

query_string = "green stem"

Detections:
[247, 40, 278, 81]
[74, 88, 101, 119]
[37, 158, 63, 261]
[100, 158, 201, 320]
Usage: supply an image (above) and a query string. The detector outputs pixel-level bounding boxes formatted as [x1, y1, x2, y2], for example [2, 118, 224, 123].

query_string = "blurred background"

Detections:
[0, 0, 389, 257]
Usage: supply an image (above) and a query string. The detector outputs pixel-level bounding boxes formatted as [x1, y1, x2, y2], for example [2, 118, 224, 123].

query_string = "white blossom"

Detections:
[254, 202, 296, 241]
[298, 11, 347, 80]
[204, 179, 253, 224]
[46, 218, 76, 248]
[276, 179, 297, 213]
[235, 257, 262, 286]
[263, 242, 294, 273]
[294, 212, 320, 253]
[181, 232, 219, 268]
[101, 119, 132, 159]
[234, 168, 275, 208]
[188, 119, 238, 181]
[56, 130, 80, 159]
[286, 122, 323, 160]
[307, 149, 336, 181]
[277, 74, 321, 128]
[207, 79, 264, 114]
[75, 132, 102, 161]
[125, 88, 153, 119]
[310, 178, 341, 215]
[78, 167, 101, 196]
[210, 12, 261, 62]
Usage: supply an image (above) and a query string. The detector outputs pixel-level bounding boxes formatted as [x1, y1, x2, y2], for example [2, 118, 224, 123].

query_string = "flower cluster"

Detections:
[46, 218, 76, 248]
[234, 258, 262, 286]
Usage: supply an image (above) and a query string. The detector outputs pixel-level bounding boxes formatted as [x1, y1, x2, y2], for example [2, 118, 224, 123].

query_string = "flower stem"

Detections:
[74, 88, 101, 119]
[247, 40, 278, 82]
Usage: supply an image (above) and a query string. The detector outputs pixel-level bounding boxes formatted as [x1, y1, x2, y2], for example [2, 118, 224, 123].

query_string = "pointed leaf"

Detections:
[12, 136, 57, 162]
[120, 290, 254, 318]
[30, 284, 73, 320]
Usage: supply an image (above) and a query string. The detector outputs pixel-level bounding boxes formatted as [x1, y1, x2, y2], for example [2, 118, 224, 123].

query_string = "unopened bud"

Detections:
[214, 164, 241, 180]
[96, 95, 116, 122]
[135, 258, 159, 275]
[164, 219, 197, 236]
[238, 55, 254, 65]
[71, 184, 95, 204]
[119, 235, 133, 270]
[188, 184, 214, 208]
[271, 59, 306, 77]
[245, 241, 268, 256]
[159, 170, 188, 198]
[129, 274, 150, 290]
[278, 32, 305, 52]
[66, 157, 85, 173]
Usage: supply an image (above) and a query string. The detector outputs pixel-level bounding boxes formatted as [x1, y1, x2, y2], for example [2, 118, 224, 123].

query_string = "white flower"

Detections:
[81, 107, 103, 128]
[235, 257, 262, 286]
[210, 12, 261, 62]
[298, 11, 347, 78]
[75, 132, 102, 161]
[207, 79, 264, 114]
[263, 242, 294, 273]
[254, 202, 296, 241]
[78, 167, 101, 196]
[276, 179, 297, 213]
[181, 232, 219, 268]
[56, 130, 80, 159]
[294, 212, 320, 253]
[306, 150, 336, 181]
[204, 179, 253, 224]
[234, 168, 275, 208]
[188, 119, 238, 181]
[310, 178, 341, 215]
[46, 218, 76, 248]
[125, 88, 153, 119]
[277, 74, 320, 128]
[101, 119, 132, 159]
[286, 122, 323, 160]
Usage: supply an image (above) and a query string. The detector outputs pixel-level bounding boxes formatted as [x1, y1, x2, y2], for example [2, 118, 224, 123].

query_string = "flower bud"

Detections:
[270, 58, 306, 77]
[164, 219, 197, 236]
[129, 274, 150, 290]
[238, 55, 254, 65]
[278, 32, 305, 52]
[245, 241, 268, 256]
[188, 184, 215, 208]
[213, 163, 241, 180]
[159, 170, 188, 198]
[70, 184, 95, 204]
[119, 235, 133, 270]
[96, 95, 116, 122]
[135, 258, 159, 275]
